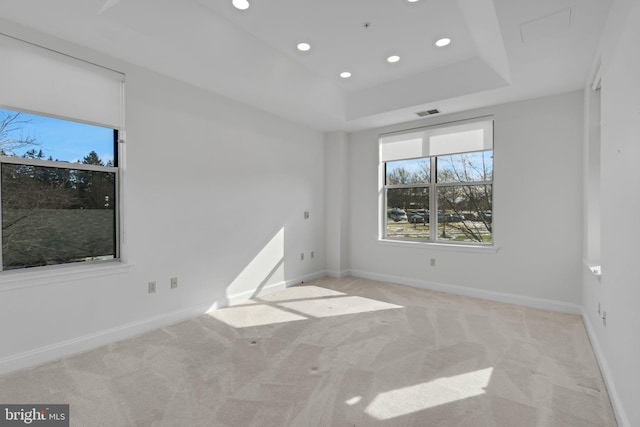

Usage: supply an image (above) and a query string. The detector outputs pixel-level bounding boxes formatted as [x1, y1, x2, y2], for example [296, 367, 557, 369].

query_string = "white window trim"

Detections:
[379, 117, 495, 249]
[0, 260, 133, 292]
[377, 238, 499, 254]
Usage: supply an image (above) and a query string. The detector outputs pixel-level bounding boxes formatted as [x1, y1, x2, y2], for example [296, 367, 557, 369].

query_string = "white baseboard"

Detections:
[0, 270, 327, 376]
[0, 301, 213, 376]
[224, 270, 327, 306]
[582, 310, 630, 427]
[297, 270, 329, 284]
[349, 269, 582, 315]
[325, 269, 351, 279]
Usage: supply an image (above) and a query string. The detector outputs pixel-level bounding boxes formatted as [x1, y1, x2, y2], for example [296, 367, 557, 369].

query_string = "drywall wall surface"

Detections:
[584, 1, 640, 425]
[0, 23, 326, 372]
[324, 132, 350, 277]
[348, 91, 584, 307]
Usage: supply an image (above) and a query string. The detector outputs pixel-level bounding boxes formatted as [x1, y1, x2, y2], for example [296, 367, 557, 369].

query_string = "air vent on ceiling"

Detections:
[416, 109, 440, 117]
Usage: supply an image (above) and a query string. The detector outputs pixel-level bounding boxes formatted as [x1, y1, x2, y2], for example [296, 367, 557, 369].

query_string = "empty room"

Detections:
[0, 0, 638, 426]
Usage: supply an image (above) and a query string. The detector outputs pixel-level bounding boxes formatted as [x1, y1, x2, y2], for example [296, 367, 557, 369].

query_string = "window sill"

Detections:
[378, 238, 499, 254]
[0, 261, 133, 292]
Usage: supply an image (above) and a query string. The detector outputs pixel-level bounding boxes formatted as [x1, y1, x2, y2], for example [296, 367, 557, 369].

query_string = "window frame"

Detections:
[380, 118, 494, 248]
[0, 111, 122, 272]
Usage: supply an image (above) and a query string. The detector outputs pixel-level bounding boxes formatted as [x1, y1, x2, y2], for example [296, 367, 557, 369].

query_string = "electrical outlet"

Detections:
[430, 258, 436, 267]
[300, 252, 305, 261]
[304, 211, 310, 219]
[311, 251, 314, 259]
[148, 281, 156, 294]
[170, 277, 178, 289]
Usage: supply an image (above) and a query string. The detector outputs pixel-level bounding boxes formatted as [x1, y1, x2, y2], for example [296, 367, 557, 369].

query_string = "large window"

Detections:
[381, 119, 493, 245]
[0, 34, 124, 271]
[1, 109, 118, 270]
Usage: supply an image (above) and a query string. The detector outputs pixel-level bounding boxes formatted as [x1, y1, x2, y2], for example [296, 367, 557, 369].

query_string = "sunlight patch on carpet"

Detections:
[365, 367, 494, 420]
[345, 396, 362, 406]
[278, 295, 403, 318]
[209, 293, 403, 328]
[209, 304, 308, 328]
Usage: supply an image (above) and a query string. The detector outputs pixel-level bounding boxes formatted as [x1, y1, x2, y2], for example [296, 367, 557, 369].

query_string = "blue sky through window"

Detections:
[387, 158, 428, 174]
[0, 108, 114, 165]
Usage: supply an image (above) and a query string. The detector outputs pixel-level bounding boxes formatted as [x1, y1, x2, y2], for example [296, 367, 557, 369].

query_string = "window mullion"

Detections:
[430, 156, 437, 241]
[435, 180, 492, 188]
[0, 156, 115, 173]
[386, 183, 431, 190]
[0, 164, 3, 272]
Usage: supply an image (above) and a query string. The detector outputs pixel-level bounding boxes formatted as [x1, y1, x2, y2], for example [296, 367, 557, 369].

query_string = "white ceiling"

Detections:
[198, 0, 479, 92]
[0, 0, 612, 131]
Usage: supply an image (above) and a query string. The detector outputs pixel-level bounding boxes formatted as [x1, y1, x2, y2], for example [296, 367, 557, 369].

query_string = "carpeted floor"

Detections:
[0, 276, 616, 426]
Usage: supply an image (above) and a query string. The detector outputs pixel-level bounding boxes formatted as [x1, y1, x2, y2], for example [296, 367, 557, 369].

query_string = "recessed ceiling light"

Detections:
[297, 42, 311, 52]
[407, 0, 420, 3]
[387, 55, 401, 63]
[232, 0, 249, 10]
[340, 71, 352, 79]
[435, 38, 451, 47]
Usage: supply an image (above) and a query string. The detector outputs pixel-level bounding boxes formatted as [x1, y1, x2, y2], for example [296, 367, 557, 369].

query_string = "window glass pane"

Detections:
[436, 150, 493, 183]
[386, 187, 430, 240]
[2, 163, 116, 269]
[436, 184, 492, 244]
[386, 158, 430, 184]
[0, 108, 115, 164]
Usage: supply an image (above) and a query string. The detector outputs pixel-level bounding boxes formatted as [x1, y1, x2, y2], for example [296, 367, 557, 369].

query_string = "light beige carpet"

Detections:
[0, 277, 616, 426]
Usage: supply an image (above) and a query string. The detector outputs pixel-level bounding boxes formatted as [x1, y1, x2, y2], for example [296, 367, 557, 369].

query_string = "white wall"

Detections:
[0, 24, 326, 373]
[324, 132, 350, 277]
[582, 1, 640, 426]
[347, 91, 585, 311]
